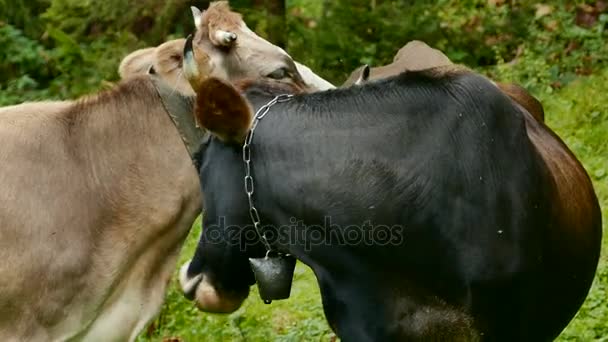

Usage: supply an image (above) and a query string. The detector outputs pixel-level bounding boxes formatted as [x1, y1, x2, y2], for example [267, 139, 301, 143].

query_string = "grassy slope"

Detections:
[139, 70, 608, 341]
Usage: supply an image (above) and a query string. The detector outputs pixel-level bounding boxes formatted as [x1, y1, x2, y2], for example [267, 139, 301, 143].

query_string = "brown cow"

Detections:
[0, 73, 202, 341]
[189, 1, 335, 90]
[343, 40, 545, 122]
[119, 2, 335, 94]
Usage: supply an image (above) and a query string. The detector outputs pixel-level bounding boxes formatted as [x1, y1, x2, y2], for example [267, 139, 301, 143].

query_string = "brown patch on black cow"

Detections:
[422, 64, 471, 79]
[193, 77, 253, 143]
[518, 105, 602, 333]
[496, 82, 545, 122]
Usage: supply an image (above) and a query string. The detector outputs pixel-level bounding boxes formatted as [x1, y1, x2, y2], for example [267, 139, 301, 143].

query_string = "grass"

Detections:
[138, 69, 608, 341]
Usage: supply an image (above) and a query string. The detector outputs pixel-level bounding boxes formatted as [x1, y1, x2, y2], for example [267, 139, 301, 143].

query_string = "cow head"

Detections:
[176, 73, 259, 312]
[178, 35, 303, 313]
[119, 2, 335, 92]
[119, 38, 197, 96]
[190, 1, 324, 91]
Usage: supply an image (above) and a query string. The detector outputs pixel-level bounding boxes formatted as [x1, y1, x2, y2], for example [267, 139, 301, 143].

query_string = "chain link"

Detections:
[243, 94, 293, 252]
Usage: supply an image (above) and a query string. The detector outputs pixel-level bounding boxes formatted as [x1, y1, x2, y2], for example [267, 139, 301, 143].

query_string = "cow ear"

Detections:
[194, 77, 253, 144]
[118, 47, 156, 79]
[155, 38, 186, 73]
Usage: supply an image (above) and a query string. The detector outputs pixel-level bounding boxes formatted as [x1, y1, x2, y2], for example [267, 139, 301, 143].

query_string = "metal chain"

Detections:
[243, 94, 293, 253]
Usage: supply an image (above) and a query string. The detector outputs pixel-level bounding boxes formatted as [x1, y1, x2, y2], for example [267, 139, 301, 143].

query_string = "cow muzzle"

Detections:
[179, 260, 248, 313]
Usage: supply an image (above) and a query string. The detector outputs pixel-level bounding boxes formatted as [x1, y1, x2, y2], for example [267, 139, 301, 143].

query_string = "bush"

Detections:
[287, 0, 608, 85]
[0, 0, 204, 103]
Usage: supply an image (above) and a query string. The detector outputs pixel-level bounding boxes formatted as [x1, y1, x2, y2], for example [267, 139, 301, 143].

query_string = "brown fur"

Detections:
[119, 46, 157, 78]
[154, 39, 186, 75]
[198, 1, 243, 47]
[189, 1, 317, 91]
[119, 39, 194, 96]
[422, 64, 471, 78]
[194, 77, 253, 143]
[522, 109, 602, 309]
[342, 41, 546, 123]
[342, 40, 455, 86]
[496, 82, 545, 122]
[186, 42, 214, 92]
[393, 40, 453, 66]
[0, 76, 201, 341]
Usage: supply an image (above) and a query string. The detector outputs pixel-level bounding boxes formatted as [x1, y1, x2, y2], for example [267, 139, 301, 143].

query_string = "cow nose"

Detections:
[179, 261, 203, 300]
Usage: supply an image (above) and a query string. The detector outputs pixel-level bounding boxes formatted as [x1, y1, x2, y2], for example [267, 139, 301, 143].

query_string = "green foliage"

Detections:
[0, 0, 199, 104]
[0, 23, 52, 104]
[288, 0, 608, 85]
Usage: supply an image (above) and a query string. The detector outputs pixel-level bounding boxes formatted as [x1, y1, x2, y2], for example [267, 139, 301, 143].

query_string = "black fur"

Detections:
[187, 69, 577, 341]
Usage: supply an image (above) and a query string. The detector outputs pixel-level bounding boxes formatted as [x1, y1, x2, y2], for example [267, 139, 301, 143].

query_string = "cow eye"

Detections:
[267, 67, 289, 80]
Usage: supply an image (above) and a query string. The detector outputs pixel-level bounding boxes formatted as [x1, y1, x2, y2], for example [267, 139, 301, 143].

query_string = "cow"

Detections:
[177, 41, 602, 341]
[0, 8, 327, 337]
[0, 73, 202, 341]
[0, 40, 217, 340]
[343, 40, 545, 122]
[341, 43, 601, 312]
[118, 1, 335, 94]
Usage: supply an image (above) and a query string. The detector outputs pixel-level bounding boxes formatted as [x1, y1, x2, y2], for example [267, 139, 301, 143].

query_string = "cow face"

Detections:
[178, 36, 279, 313]
[190, 1, 312, 91]
[119, 2, 335, 93]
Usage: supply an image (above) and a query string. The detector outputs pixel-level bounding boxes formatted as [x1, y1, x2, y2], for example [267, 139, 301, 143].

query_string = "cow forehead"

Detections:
[198, 2, 291, 62]
[227, 23, 291, 69]
[237, 22, 289, 54]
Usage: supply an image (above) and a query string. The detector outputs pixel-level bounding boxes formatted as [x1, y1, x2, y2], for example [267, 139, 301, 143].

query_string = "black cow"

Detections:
[177, 45, 601, 341]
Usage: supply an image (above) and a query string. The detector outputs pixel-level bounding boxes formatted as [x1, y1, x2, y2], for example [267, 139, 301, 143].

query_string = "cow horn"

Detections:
[183, 34, 213, 91]
[183, 35, 200, 85]
[214, 30, 237, 46]
[355, 65, 370, 85]
[191, 6, 202, 28]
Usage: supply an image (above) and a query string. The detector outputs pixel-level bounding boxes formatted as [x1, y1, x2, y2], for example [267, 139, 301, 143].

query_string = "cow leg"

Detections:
[315, 271, 383, 342]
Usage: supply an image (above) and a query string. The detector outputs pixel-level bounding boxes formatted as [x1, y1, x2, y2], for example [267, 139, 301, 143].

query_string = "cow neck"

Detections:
[243, 93, 299, 304]
[243, 94, 294, 253]
[152, 76, 208, 169]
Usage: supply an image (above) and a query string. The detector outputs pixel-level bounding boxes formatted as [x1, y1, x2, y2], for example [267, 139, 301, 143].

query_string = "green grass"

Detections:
[138, 70, 608, 341]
